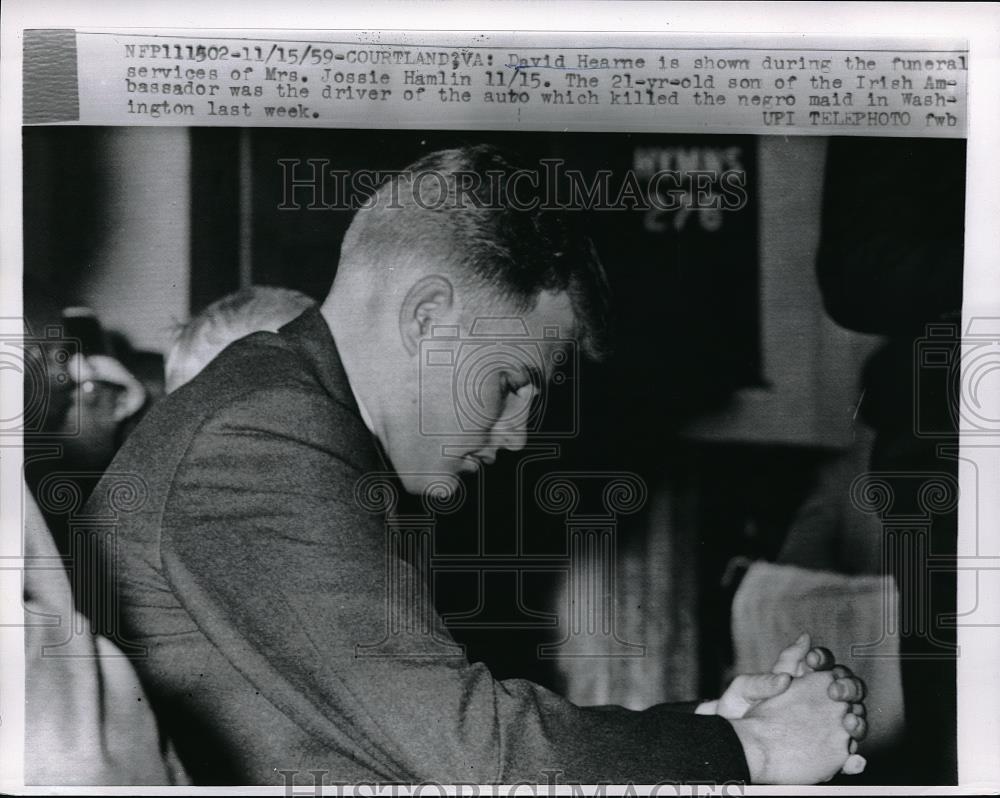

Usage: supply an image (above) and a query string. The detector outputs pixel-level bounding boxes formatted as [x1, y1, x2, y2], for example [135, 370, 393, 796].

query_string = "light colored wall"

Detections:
[78, 128, 190, 354]
[683, 136, 882, 449]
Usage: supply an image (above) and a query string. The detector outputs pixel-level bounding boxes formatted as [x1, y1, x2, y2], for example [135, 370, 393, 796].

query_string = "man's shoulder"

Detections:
[195, 332, 366, 445]
[128, 332, 299, 438]
[186, 329, 314, 404]
[114, 328, 369, 478]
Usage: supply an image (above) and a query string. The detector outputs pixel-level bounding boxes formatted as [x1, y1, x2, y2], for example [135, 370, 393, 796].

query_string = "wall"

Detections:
[77, 128, 191, 354]
[683, 136, 882, 449]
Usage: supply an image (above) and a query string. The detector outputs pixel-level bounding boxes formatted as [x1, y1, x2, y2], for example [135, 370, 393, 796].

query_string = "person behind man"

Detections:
[23, 280, 147, 554]
[21, 279, 186, 785]
[815, 136, 964, 784]
[84, 146, 866, 786]
[164, 285, 316, 393]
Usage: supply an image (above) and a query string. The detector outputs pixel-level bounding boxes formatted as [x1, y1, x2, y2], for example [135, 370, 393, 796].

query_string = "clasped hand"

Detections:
[697, 633, 867, 784]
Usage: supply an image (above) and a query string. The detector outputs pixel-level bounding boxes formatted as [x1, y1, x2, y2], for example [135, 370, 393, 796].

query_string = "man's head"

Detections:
[22, 280, 146, 477]
[165, 286, 316, 393]
[323, 146, 612, 496]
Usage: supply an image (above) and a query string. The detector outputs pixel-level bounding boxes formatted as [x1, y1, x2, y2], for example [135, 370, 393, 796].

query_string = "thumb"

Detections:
[716, 672, 792, 719]
[771, 632, 811, 676]
[738, 671, 792, 702]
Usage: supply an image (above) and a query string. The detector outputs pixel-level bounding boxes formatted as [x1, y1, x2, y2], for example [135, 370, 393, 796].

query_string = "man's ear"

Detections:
[399, 274, 454, 356]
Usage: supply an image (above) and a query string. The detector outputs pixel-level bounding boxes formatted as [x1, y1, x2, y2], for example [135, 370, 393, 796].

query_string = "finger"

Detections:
[849, 739, 859, 755]
[850, 702, 866, 717]
[87, 355, 147, 421]
[828, 675, 861, 701]
[830, 664, 852, 680]
[67, 353, 93, 384]
[830, 676, 866, 703]
[87, 354, 138, 388]
[771, 632, 811, 676]
[841, 754, 867, 776]
[805, 646, 835, 672]
[843, 713, 868, 741]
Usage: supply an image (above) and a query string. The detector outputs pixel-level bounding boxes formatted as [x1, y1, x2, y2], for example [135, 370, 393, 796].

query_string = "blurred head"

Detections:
[165, 286, 316, 392]
[323, 145, 612, 496]
[22, 280, 145, 477]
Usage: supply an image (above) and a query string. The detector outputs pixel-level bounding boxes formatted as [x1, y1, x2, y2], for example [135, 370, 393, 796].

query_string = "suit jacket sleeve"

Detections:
[160, 385, 750, 785]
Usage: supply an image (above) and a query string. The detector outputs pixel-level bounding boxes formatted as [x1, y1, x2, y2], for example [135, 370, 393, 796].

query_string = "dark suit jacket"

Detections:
[85, 307, 750, 786]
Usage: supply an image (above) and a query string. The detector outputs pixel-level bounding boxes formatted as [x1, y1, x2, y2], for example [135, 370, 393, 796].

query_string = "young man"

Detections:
[84, 146, 865, 785]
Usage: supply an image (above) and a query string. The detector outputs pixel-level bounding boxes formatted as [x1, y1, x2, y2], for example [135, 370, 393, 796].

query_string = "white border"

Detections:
[2, 2, 999, 794]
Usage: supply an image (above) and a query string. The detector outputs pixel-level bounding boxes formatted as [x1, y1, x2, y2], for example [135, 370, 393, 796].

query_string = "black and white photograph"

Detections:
[3, 3, 999, 794]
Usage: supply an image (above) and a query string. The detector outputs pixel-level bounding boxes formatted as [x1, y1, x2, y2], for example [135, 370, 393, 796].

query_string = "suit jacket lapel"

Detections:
[279, 307, 356, 410]
[278, 306, 391, 472]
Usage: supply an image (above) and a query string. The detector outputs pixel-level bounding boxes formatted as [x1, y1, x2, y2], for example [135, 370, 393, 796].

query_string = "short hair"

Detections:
[338, 145, 613, 361]
[165, 286, 315, 393]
